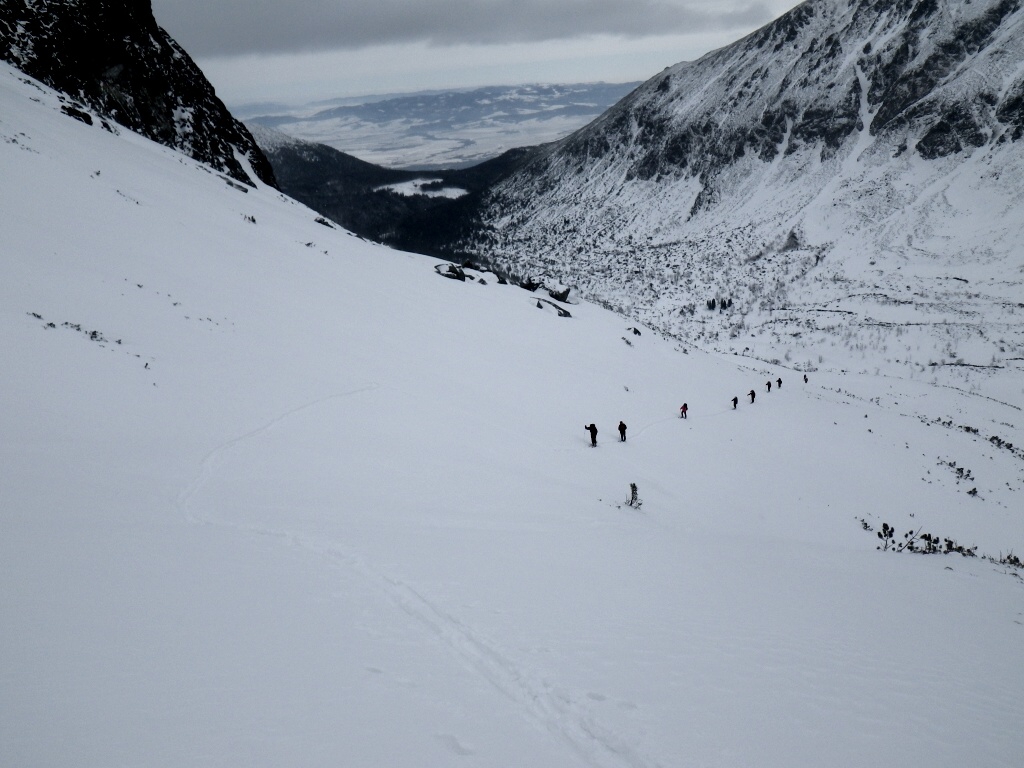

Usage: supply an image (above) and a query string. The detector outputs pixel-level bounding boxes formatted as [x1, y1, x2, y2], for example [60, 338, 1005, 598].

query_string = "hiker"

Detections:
[803, 374, 808, 384]
[585, 423, 598, 446]
[680, 403, 688, 419]
[748, 389, 756, 404]
[777, 377, 782, 389]
[766, 380, 772, 392]
[618, 421, 627, 441]
[732, 396, 738, 409]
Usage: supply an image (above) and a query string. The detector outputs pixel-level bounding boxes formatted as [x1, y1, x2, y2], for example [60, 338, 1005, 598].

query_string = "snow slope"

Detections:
[2, 62, 1024, 768]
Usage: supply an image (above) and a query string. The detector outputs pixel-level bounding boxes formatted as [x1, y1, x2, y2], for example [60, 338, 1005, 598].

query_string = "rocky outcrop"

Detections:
[0, 0, 276, 187]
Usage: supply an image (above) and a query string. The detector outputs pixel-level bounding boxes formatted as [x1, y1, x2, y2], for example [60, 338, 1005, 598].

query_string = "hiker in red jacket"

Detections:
[679, 403, 688, 419]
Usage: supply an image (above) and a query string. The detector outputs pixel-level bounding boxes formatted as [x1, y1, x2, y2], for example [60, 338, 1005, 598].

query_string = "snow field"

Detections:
[2, 64, 1023, 768]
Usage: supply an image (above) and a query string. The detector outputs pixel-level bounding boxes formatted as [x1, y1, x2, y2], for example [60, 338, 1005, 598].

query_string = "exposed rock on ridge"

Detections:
[0, 0, 276, 187]
[493, 0, 1024, 212]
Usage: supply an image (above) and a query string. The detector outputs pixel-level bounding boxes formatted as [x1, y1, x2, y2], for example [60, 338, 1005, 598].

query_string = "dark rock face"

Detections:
[0, 0, 276, 187]
[865, 0, 1021, 146]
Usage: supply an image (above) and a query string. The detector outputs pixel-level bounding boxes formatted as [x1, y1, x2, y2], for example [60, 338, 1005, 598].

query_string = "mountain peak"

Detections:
[552, 0, 1024, 188]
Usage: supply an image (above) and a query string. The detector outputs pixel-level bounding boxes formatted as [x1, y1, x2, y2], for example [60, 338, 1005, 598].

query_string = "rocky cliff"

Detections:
[0, 0, 275, 187]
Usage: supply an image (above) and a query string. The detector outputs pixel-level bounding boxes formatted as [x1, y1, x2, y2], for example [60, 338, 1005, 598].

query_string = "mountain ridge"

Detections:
[448, 0, 1024, 397]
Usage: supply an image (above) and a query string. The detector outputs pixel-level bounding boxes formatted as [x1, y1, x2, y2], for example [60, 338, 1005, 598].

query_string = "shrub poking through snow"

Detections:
[1000, 552, 1023, 568]
[627, 483, 642, 509]
[873, 522, 977, 556]
[862, 520, 1024, 572]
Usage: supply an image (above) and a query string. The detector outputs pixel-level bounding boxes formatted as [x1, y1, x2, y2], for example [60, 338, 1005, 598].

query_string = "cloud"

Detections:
[196, 31, 751, 105]
[153, 0, 776, 58]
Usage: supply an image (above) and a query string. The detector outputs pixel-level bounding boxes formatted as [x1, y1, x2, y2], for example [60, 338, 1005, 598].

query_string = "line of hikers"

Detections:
[586, 374, 809, 444]
[733, 374, 804, 408]
[584, 422, 625, 445]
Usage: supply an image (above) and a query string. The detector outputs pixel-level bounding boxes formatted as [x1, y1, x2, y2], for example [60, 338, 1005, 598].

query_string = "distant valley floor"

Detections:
[239, 82, 640, 169]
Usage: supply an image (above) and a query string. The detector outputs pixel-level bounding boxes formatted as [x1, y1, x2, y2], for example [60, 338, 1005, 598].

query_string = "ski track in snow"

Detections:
[257, 528, 662, 768]
[173, 386, 660, 768]
[174, 383, 381, 524]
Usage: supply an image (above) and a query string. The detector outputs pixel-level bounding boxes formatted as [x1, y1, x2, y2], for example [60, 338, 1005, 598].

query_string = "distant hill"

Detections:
[244, 82, 640, 169]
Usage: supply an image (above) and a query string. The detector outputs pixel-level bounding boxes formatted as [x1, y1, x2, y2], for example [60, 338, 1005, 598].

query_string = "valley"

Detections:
[2, 1, 1023, 765]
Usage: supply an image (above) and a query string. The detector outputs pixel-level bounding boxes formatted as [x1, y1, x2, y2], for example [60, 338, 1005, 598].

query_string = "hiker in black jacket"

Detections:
[585, 423, 598, 446]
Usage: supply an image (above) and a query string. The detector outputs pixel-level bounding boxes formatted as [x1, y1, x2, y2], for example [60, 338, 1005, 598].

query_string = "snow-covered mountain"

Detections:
[457, 0, 1024, 400]
[3, 56, 1024, 768]
[244, 82, 641, 169]
[0, 0, 275, 187]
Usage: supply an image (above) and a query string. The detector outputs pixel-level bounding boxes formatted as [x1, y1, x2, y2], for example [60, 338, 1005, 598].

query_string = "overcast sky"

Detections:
[151, 0, 803, 106]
